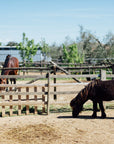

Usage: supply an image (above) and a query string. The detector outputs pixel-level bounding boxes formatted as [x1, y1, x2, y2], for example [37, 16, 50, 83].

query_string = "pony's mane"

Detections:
[3, 55, 11, 68]
[1, 55, 11, 75]
[79, 79, 101, 97]
[84, 79, 100, 93]
[70, 79, 101, 107]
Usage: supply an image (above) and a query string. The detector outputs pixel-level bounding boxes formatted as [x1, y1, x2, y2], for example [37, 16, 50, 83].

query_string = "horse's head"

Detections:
[71, 104, 83, 118]
[70, 94, 83, 118]
[70, 86, 90, 118]
[70, 80, 100, 118]
[0, 78, 6, 91]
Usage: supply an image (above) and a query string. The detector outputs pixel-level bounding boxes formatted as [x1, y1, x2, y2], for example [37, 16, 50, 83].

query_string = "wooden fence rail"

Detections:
[0, 64, 112, 71]
[0, 73, 114, 80]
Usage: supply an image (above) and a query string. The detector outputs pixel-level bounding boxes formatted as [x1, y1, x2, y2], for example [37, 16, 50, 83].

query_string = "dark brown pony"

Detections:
[0, 55, 19, 91]
[70, 79, 114, 118]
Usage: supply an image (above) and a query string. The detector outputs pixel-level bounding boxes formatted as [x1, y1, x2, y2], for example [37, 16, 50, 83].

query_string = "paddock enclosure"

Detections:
[0, 61, 114, 117]
[0, 62, 114, 144]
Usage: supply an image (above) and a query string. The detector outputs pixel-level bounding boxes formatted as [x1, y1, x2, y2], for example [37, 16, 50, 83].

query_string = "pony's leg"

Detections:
[10, 79, 13, 84]
[99, 101, 106, 118]
[6, 79, 9, 92]
[14, 78, 16, 84]
[14, 78, 17, 91]
[92, 101, 97, 118]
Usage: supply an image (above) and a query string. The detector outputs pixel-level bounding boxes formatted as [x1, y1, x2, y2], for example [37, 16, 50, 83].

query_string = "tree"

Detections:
[6, 41, 19, 46]
[77, 26, 98, 62]
[103, 32, 114, 59]
[39, 38, 50, 61]
[77, 26, 114, 63]
[62, 44, 84, 64]
[17, 33, 38, 63]
[49, 42, 63, 61]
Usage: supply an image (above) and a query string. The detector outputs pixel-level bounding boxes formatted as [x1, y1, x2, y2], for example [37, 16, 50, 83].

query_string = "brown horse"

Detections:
[70, 79, 114, 118]
[0, 55, 19, 91]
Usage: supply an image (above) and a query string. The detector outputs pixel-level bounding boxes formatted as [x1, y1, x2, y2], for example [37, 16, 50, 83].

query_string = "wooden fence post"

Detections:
[53, 65, 57, 100]
[34, 86, 38, 115]
[9, 87, 13, 116]
[42, 87, 45, 113]
[47, 73, 50, 115]
[26, 87, 29, 115]
[100, 69, 106, 81]
[2, 95, 5, 117]
[18, 87, 21, 116]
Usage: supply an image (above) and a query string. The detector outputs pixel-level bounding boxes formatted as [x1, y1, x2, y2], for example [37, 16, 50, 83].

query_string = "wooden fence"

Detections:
[0, 62, 114, 74]
[0, 84, 47, 117]
[0, 67, 114, 117]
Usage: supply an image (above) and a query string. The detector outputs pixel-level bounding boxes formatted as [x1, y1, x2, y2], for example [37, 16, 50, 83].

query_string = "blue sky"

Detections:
[0, 0, 114, 45]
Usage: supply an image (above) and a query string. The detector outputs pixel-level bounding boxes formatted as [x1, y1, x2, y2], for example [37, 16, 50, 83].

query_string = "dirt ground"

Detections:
[0, 76, 114, 144]
[0, 110, 113, 144]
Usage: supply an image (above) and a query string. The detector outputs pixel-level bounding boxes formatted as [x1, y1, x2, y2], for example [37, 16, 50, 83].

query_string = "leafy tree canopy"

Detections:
[6, 41, 19, 46]
[39, 38, 50, 61]
[77, 26, 114, 63]
[17, 33, 39, 63]
[62, 43, 84, 64]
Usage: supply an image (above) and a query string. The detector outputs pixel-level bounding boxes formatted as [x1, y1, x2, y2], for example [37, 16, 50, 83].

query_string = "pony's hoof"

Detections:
[92, 113, 97, 118]
[72, 112, 78, 118]
[73, 115, 77, 118]
[72, 113, 78, 118]
[101, 113, 106, 119]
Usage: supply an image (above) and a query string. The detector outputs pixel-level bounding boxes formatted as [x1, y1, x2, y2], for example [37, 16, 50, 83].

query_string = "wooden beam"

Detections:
[47, 73, 50, 115]
[42, 87, 45, 113]
[26, 87, 29, 115]
[34, 87, 38, 115]
[18, 87, 21, 116]
[0, 101, 45, 106]
[53, 65, 57, 100]
[50, 61, 81, 83]
[1, 95, 5, 117]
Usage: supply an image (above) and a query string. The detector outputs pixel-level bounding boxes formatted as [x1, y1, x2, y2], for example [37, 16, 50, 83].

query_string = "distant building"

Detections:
[0, 46, 51, 62]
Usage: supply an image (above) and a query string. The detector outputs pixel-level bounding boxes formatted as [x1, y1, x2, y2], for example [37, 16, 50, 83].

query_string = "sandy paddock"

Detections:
[0, 110, 113, 144]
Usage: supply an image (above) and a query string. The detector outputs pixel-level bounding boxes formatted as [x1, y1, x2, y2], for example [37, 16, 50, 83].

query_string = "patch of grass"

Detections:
[106, 103, 114, 109]
[83, 103, 93, 111]
[49, 105, 72, 113]
[0, 102, 113, 117]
